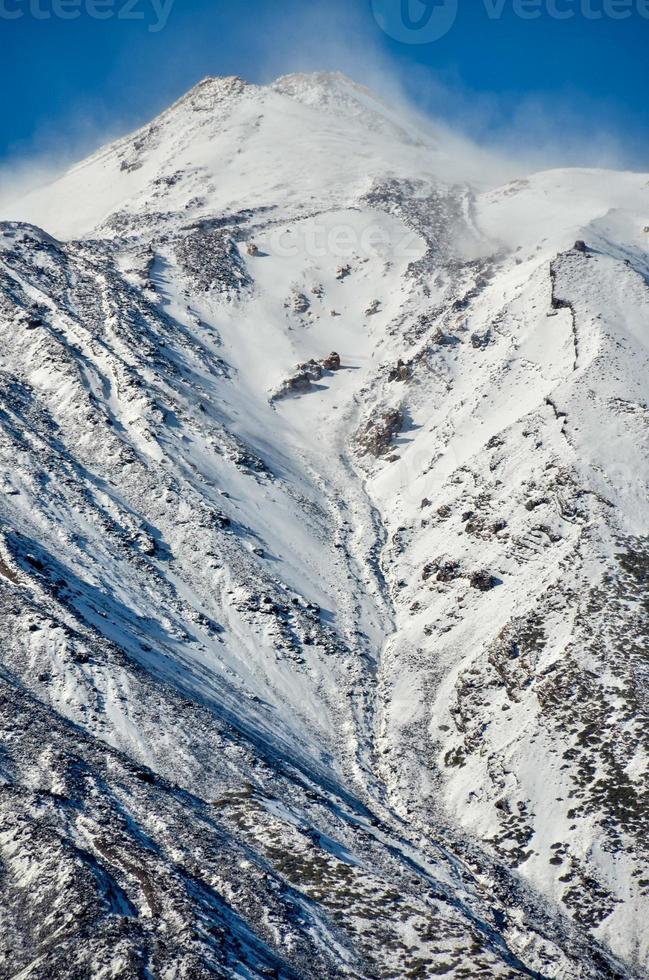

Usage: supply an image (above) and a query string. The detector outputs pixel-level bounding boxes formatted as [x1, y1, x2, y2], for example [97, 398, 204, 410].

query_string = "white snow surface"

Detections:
[0, 72, 648, 978]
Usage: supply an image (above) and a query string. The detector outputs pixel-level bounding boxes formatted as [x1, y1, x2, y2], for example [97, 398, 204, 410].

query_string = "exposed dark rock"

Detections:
[272, 353, 341, 401]
[422, 558, 462, 583]
[354, 407, 404, 457]
[388, 359, 411, 382]
[432, 327, 460, 347]
[470, 570, 499, 592]
[175, 230, 251, 296]
[321, 351, 341, 371]
[471, 330, 492, 350]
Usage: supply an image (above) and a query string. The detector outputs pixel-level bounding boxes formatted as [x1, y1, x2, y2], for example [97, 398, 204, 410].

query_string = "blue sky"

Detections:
[1, 0, 648, 171]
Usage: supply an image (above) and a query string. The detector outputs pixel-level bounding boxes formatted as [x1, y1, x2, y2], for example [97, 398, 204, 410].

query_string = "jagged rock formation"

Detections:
[1, 72, 648, 978]
[272, 353, 342, 402]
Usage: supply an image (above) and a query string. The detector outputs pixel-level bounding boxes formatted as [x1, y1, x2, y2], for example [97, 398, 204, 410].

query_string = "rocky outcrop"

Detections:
[354, 407, 404, 457]
[271, 352, 342, 401]
[175, 229, 252, 296]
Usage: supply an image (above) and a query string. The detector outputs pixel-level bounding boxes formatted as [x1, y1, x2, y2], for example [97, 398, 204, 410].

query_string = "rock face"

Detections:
[322, 351, 341, 371]
[469, 569, 499, 592]
[272, 352, 342, 401]
[1, 72, 649, 979]
[354, 407, 404, 457]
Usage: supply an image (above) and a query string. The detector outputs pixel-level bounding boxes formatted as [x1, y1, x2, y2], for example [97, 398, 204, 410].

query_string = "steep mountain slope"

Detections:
[1, 73, 648, 978]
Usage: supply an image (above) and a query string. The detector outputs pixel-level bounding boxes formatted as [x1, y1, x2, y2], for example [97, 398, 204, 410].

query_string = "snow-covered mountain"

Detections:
[1, 72, 648, 978]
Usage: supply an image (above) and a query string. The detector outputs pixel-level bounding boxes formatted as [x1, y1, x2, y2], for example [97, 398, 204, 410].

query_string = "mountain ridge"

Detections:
[0, 73, 647, 978]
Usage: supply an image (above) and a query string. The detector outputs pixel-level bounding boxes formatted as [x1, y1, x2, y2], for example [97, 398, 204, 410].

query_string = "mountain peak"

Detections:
[0, 66, 648, 979]
[7, 69, 460, 239]
[271, 70, 382, 110]
[167, 73, 251, 114]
